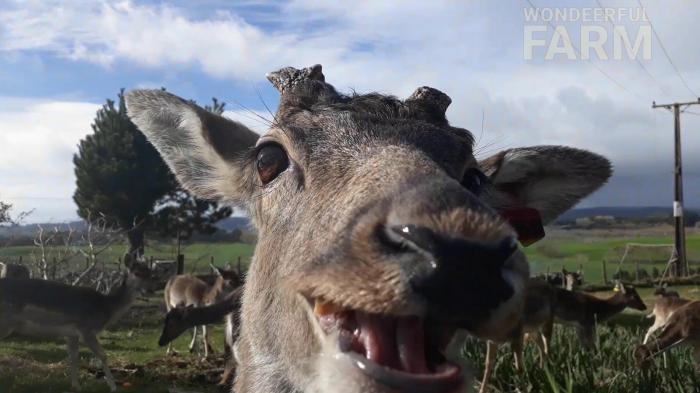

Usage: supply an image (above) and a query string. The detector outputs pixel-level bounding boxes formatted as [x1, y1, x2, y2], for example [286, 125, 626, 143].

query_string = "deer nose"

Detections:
[384, 225, 519, 325]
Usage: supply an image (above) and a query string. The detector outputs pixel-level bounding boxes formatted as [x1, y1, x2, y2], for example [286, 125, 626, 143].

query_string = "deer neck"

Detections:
[104, 279, 139, 326]
[205, 277, 225, 303]
[593, 292, 629, 320]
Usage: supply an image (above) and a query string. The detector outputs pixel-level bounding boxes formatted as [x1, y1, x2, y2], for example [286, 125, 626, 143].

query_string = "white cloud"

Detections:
[1, 0, 700, 220]
[0, 98, 100, 222]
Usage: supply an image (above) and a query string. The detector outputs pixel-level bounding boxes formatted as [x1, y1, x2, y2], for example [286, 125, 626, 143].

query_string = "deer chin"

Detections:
[306, 298, 469, 393]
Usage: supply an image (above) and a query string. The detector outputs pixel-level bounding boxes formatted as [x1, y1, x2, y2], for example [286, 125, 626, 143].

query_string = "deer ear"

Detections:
[125, 89, 259, 204]
[480, 146, 612, 224]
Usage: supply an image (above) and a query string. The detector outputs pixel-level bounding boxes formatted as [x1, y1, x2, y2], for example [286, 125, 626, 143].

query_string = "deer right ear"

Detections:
[125, 90, 259, 203]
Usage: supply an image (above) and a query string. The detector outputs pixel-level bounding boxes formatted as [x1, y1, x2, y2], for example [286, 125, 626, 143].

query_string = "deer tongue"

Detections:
[356, 313, 429, 374]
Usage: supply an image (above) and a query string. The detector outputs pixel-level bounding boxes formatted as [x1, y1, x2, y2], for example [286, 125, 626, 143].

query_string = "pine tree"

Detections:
[73, 91, 232, 259]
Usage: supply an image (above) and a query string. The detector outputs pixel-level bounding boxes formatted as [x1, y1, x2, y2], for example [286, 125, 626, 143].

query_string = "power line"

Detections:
[524, 0, 643, 100]
[637, 0, 699, 97]
[595, 0, 671, 98]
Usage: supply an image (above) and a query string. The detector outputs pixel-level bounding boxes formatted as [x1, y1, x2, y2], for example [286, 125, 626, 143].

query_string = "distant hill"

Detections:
[0, 216, 252, 238]
[555, 206, 700, 223]
[214, 216, 252, 232]
[0, 220, 87, 238]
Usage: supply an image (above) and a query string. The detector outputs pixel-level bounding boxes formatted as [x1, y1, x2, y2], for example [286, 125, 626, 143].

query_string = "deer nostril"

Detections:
[385, 225, 439, 254]
[386, 225, 518, 268]
[386, 226, 519, 322]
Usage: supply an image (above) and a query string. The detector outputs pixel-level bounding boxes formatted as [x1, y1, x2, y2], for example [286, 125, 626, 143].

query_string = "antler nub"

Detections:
[406, 86, 452, 115]
[266, 64, 325, 94]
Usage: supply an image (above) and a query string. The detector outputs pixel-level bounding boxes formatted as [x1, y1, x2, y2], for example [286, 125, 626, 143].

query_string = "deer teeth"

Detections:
[314, 299, 343, 316]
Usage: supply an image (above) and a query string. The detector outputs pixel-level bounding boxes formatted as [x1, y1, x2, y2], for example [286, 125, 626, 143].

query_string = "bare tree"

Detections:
[30, 211, 125, 289]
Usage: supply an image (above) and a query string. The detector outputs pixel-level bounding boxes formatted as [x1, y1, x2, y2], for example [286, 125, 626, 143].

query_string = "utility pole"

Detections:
[652, 98, 700, 277]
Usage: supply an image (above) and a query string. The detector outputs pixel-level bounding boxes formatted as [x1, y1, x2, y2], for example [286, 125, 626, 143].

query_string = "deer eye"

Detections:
[461, 167, 487, 196]
[256, 143, 289, 184]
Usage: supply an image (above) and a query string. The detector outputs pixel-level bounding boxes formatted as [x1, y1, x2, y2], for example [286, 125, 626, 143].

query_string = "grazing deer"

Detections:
[635, 301, 700, 367]
[644, 286, 691, 344]
[0, 259, 156, 391]
[476, 279, 556, 393]
[479, 282, 646, 393]
[552, 283, 647, 348]
[0, 261, 31, 279]
[160, 287, 243, 385]
[126, 64, 611, 393]
[163, 266, 241, 357]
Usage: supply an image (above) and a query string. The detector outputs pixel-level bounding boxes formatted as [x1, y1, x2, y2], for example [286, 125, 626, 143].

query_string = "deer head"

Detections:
[615, 283, 647, 311]
[126, 65, 611, 393]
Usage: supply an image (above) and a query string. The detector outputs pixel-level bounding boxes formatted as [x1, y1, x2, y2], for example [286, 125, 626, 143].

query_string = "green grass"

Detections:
[524, 232, 700, 283]
[0, 296, 228, 393]
[3, 231, 700, 392]
[0, 242, 255, 274]
[2, 291, 699, 393]
[462, 321, 700, 393]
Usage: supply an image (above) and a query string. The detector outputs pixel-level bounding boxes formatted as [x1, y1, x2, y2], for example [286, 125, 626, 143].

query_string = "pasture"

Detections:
[2, 227, 700, 392]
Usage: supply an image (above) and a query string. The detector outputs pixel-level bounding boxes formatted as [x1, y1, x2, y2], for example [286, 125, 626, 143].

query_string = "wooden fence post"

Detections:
[635, 260, 640, 282]
[177, 254, 184, 275]
[602, 259, 608, 284]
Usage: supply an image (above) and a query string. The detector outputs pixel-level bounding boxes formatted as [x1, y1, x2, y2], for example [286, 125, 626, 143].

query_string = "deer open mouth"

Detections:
[312, 299, 463, 393]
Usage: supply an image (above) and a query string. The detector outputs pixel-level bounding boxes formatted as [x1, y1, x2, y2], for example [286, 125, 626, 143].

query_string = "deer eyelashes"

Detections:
[256, 143, 289, 185]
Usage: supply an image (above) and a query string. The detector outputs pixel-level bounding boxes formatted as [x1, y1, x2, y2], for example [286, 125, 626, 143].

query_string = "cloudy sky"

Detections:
[1, 0, 699, 223]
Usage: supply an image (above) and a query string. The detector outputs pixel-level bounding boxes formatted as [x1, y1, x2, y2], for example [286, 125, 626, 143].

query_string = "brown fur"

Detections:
[551, 284, 646, 348]
[0, 261, 156, 391]
[644, 288, 691, 344]
[126, 64, 612, 393]
[163, 268, 240, 356]
[160, 287, 243, 385]
[480, 282, 646, 393]
[635, 301, 700, 367]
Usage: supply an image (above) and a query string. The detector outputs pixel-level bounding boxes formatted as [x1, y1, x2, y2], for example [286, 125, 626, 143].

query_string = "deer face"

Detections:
[124, 259, 159, 294]
[126, 65, 611, 393]
[619, 285, 647, 311]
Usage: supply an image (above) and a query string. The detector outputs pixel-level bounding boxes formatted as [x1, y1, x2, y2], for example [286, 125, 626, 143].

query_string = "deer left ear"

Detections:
[480, 145, 612, 224]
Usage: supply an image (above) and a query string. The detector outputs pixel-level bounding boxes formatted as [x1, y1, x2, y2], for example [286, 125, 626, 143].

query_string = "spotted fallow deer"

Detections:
[635, 301, 700, 367]
[0, 259, 156, 391]
[163, 266, 241, 357]
[125, 64, 611, 393]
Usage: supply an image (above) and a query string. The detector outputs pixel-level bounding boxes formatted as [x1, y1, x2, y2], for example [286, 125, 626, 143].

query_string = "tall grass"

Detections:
[462, 324, 698, 392]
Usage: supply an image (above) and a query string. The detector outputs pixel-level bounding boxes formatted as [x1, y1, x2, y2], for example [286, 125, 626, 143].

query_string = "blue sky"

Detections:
[1, 0, 699, 222]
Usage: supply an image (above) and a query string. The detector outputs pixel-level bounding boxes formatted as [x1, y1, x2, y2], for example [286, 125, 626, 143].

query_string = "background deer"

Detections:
[163, 265, 241, 357]
[0, 259, 156, 391]
[644, 286, 691, 344]
[553, 283, 647, 348]
[475, 279, 557, 393]
[635, 301, 700, 367]
[126, 64, 611, 393]
[0, 261, 30, 279]
[479, 281, 646, 393]
[160, 286, 243, 385]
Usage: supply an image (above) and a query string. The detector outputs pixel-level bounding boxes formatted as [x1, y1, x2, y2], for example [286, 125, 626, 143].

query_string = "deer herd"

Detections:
[0, 65, 699, 393]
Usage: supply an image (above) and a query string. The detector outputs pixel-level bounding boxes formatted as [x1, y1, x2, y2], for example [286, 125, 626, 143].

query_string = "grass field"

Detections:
[2, 227, 700, 392]
[524, 227, 700, 283]
[0, 295, 228, 393]
[1, 290, 699, 393]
